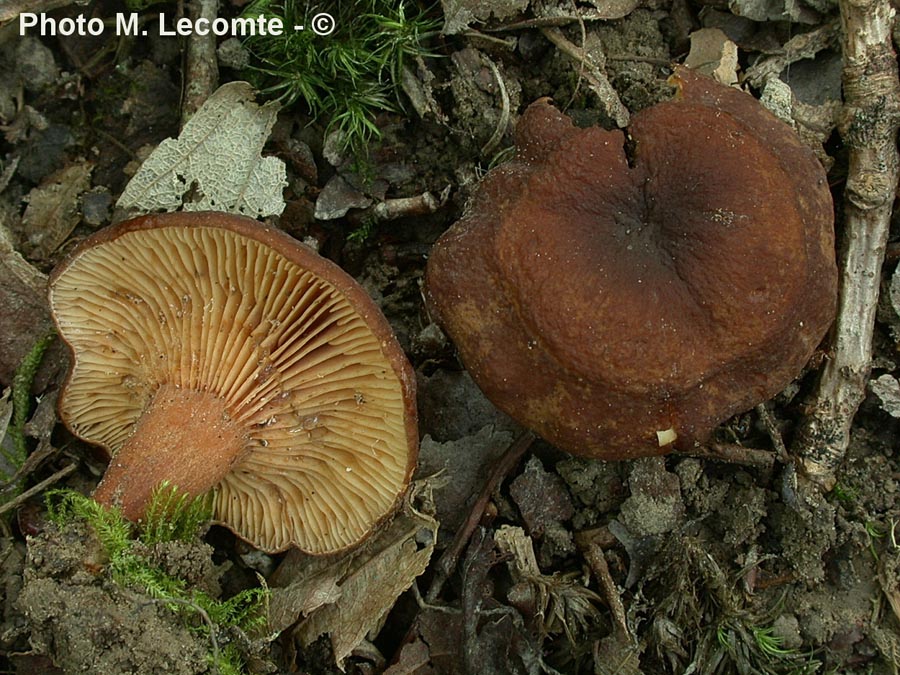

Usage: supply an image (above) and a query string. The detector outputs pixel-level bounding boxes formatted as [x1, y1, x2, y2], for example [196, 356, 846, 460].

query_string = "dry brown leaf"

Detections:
[21, 161, 92, 260]
[0, 224, 53, 385]
[441, 0, 529, 34]
[268, 555, 352, 633]
[269, 483, 437, 667]
[383, 639, 433, 675]
[684, 28, 739, 86]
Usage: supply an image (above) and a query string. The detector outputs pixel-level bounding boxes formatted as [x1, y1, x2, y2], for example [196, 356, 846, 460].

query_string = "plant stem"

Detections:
[793, 0, 900, 490]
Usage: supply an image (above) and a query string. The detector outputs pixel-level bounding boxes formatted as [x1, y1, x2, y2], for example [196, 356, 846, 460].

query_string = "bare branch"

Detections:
[793, 0, 900, 489]
[540, 27, 630, 128]
[182, 0, 220, 127]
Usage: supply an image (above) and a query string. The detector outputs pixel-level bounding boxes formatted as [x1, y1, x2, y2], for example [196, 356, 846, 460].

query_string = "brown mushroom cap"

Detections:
[424, 66, 837, 460]
[50, 211, 418, 554]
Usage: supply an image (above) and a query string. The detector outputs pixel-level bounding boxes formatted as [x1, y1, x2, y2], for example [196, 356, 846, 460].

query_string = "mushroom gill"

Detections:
[50, 212, 418, 554]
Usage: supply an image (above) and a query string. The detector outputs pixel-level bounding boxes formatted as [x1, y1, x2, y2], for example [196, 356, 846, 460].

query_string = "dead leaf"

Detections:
[117, 81, 286, 218]
[417, 426, 513, 540]
[460, 529, 542, 675]
[729, 0, 819, 23]
[440, 0, 530, 35]
[21, 161, 92, 260]
[0, 388, 14, 476]
[383, 639, 433, 675]
[684, 29, 739, 86]
[581, 0, 641, 19]
[268, 555, 351, 633]
[0, 224, 53, 386]
[415, 609, 465, 675]
[270, 482, 437, 667]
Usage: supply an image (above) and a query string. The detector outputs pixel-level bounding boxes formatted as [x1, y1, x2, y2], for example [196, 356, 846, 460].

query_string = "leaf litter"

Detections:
[117, 81, 287, 218]
[3, 1, 900, 673]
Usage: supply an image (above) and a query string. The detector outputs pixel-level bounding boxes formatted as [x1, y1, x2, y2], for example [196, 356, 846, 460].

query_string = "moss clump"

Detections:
[242, 0, 439, 154]
[46, 484, 268, 675]
[2, 332, 55, 497]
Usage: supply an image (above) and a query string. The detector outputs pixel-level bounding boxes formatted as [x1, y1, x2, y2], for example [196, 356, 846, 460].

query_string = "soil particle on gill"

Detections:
[17, 521, 214, 675]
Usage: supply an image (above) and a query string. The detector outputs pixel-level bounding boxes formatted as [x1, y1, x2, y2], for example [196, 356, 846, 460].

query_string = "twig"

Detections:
[347, 190, 447, 230]
[484, 10, 638, 32]
[540, 27, 630, 127]
[0, 463, 77, 516]
[580, 542, 631, 641]
[425, 431, 535, 603]
[793, 0, 900, 490]
[93, 127, 139, 160]
[681, 442, 776, 471]
[605, 54, 672, 66]
[0, 439, 61, 495]
[182, 0, 220, 127]
[755, 403, 791, 464]
[481, 59, 511, 156]
[744, 20, 841, 88]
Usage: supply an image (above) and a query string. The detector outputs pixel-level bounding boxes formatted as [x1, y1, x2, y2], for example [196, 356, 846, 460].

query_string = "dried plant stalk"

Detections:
[182, 0, 220, 126]
[794, 0, 900, 489]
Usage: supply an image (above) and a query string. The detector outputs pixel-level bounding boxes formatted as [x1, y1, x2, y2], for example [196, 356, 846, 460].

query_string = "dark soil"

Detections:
[1, 1, 899, 674]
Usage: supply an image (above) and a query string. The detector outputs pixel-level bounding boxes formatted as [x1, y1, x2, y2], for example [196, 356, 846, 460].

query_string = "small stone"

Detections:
[314, 174, 372, 220]
[82, 188, 113, 227]
[869, 374, 900, 418]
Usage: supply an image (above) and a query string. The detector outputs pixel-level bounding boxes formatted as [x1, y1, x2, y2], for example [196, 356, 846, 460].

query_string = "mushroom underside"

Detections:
[51, 216, 417, 554]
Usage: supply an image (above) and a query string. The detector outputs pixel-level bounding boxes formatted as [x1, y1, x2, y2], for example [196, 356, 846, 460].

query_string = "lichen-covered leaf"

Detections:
[117, 81, 286, 218]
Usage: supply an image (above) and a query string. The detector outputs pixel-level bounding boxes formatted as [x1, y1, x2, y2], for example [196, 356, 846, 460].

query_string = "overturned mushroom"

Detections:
[49, 212, 418, 554]
[425, 66, 837, 460]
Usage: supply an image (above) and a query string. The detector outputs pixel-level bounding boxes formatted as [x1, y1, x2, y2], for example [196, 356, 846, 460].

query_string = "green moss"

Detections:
[46, 484, 267, 674]
[2, 332, 55, 504]
[140, 482, 215, 546]
[242, 0, 439, 155]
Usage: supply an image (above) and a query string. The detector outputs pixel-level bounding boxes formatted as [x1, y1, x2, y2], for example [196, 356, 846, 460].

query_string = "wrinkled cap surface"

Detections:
[50, 212, 418, 553]
[425, 66, 837, 459]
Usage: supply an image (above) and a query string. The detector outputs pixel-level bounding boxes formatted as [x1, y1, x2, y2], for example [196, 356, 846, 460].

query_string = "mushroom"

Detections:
[49, 211, 418, 554]
[424, 66, 837, 460]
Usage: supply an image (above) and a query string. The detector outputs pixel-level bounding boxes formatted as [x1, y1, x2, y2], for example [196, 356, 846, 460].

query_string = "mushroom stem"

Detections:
[92, 384, 247, 520]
